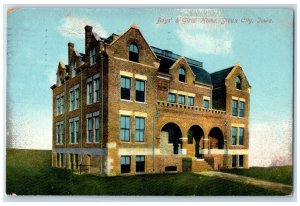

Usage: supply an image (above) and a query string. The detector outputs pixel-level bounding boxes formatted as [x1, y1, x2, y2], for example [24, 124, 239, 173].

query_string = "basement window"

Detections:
[121, 156, 131, 173]
[136, 156, 145, 172]
[232, 155, 237, 168]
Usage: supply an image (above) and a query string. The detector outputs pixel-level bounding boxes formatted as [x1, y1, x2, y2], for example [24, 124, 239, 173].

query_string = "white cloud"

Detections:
[177, 29, 232, 55]
[58, 15, 108, 39]
[175, 9, 233, 55]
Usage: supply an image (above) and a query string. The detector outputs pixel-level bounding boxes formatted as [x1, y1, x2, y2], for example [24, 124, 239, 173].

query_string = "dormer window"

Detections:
[90, 47, 96, 65]
[129, 43, 139, 62]
[179, 68, 186, 82]
[71, 61, 76, 77]
[235, 76, 241, 90]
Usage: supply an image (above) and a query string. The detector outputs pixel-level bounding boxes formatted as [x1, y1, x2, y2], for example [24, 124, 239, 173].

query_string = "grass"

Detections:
[6, 148, 289, 196]
[221, 166, 293, 185]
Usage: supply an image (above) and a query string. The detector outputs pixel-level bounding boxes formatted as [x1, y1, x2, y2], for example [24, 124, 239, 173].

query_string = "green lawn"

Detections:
[221, 166, 293, 185]
[6, 149, 288, 196]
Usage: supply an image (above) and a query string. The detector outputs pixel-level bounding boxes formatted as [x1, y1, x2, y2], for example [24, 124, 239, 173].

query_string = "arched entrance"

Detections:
[208, 127, 224, 149]
[161, 123, 182, 154]
[188, 125, 204, 159]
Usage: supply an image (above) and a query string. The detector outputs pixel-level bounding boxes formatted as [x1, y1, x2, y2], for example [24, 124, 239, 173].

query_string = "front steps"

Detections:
[191, 157, 213, 172]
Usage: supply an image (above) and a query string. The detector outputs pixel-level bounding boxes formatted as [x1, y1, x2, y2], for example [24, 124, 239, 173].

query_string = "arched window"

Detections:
[129, 43, 139, 62]
[178, 68, 186, 82]
[235, 76, 241, 89]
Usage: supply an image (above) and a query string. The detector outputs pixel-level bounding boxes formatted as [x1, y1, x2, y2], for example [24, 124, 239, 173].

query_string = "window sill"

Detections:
[135, 101, 147, 104]
[178, 81, 187, 84]
[135, 171, 146, 174]
[134, 141, 146, 144]
[56, 143, 64, 146]
[69, 143, 79, 145]
[120, 140, 131, 143]
[120, 99, 132, 102]
[69, 108, 79, 112]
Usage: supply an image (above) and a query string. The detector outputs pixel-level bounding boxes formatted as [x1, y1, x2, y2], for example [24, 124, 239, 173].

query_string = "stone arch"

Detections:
[208, 127, 224, 149]
[188, 125, 205, 158]
[161, 122, 182, 154]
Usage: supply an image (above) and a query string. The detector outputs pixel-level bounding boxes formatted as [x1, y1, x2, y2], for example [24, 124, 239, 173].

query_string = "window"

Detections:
[71, 61, 76, 77]
[121, 76, 131, 100]
[87, 117, 93, 143]
[203, 99, 210, 108]
[56, 153, 60, 167]
[179, 68, 186, 82]
[136, 156, 145, 172]
[120, 115, 130, 142]
[74, 120, 79, 144]
[239, 128, 244, 145]
[56, 94, 64, 115]
[232, 127, 237, 145]
[121, 156, 131, 173]
[178, 95, 185, 105]
[168, 93, 176, 103]
[135, 117, 145, 142]
[94, 116, 99, 143]
[135, 80, 145, 102]
[239, 155, 244, 167]
[70, 91, 75, 111]
[57, 153, 63, 167]
[90, 47, 96, 65]
[129, 43, 139, 62]
[239, 101, 245, 117]
[69, 121, 74, 143]
[75, 88, 79, 109]
[60, 96, 64, 114]
[56, 97, 60, 115]
[236, 76, 241, 90]
[232, 100, 238, 116]
[56, 123, 60, 144]
[94, 78, 100, 103]
[188, 97, 194, 106]
[74, 154, 79, 169]
[56, 122, 64, 145]
[232, 155, 237, 168]
[70, 86, 79, 111]
[87, 81, 93, 104]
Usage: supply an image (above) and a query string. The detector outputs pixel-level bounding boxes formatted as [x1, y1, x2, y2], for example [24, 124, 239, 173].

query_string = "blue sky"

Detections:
[6, 8, 293, 166]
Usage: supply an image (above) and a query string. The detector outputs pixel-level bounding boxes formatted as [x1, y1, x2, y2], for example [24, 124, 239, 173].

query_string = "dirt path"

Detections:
[197, 171, 292, 195]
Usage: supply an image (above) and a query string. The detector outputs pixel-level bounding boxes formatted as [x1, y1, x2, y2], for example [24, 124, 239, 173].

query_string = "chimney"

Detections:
[85, 25, 93, 64]
[68, 42, 74, 66]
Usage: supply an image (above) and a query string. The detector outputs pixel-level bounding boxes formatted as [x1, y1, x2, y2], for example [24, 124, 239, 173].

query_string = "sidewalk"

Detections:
[197, 171, 292, 195]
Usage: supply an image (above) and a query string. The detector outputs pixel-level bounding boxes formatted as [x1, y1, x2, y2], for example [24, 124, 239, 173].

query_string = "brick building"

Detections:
[51, 24, 251, 176]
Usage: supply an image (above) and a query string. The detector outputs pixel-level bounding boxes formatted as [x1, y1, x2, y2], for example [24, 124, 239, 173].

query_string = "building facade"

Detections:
[51, 24, 251, 176]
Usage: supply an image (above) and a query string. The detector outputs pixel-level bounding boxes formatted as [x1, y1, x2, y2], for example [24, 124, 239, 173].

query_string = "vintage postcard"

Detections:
[5, 7, 294, 198]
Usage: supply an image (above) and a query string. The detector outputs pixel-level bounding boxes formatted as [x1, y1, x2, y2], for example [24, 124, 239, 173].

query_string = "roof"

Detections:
[151, 46, 212, 85]
[210, 66, 234, 87]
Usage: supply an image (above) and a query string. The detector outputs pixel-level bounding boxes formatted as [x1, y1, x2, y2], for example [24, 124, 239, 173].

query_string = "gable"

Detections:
[107, 25, 158, 66]
[169, 57, 196, 84]
[225, 65, 251, 90]
[56, 61, 67, 80]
